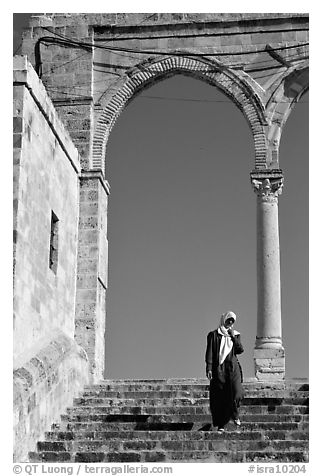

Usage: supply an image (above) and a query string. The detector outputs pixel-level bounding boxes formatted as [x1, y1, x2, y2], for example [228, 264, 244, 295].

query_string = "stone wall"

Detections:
[13, 55, 89, 461]
[13, 56, 81, 358]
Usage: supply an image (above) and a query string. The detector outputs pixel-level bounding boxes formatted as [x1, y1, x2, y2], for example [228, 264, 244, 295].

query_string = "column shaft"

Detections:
[251, 171, 285, 381]
[256, 195, 282, 347]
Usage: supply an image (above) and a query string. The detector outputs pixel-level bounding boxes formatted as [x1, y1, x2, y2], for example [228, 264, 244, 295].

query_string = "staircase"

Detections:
[29, 379, 309, 463]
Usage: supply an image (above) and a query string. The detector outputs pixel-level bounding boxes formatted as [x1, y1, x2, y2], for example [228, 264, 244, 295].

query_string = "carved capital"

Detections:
[251, 177, 284, 202]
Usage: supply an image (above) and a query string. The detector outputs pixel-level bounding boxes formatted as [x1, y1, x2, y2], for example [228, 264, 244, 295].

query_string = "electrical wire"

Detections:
[40, 43, 308, 79]
[41, 47, 308, 100]
[45, 84, 308, 104]
[36, 22, 308, 78]
[32, 23, 309, 105]
[42, 23, 308, 43]
[39, 13, 159, 76]
[41, 55, 308, 92]
[35, 28, 309, 72]
[137, 95, 309, 104]
[42, 53, 308, 85]
[42, 13, 159, 44]
[42, 65, 282, 94]
[37, 34, 309, 58]
[41, 46, 139, 77]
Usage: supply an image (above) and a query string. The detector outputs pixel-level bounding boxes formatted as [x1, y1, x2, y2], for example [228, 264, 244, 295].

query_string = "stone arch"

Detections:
[92, 55, 268, 172]
[265, 61, 309, 167]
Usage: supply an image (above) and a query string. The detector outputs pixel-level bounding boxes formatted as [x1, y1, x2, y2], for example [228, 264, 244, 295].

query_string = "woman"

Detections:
[205, 311, 244, 433]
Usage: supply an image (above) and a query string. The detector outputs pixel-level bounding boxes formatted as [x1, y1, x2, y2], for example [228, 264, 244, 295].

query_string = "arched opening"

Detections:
[104, 74, 256, 379]
[93, 55, 267, 171]
[279, 91, 309, 378]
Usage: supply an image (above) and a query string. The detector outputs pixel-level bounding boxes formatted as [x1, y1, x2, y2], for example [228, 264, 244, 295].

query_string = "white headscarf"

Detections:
[217, 311, 240, 365]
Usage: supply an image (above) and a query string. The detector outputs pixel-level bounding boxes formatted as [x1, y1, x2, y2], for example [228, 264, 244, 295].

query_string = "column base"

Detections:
[254, 347, 285, 381]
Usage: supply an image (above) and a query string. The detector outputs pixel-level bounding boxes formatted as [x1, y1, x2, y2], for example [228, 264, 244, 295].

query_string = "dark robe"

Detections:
[205, 329, 244, 428]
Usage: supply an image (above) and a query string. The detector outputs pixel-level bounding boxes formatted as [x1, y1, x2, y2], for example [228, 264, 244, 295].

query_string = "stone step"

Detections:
[82, 389, 309, 399]
[36, 438, 308, 453]
[85, 380, 308, 392]
[29, 449, 308, 463]
[44, 429, 309, 442]
[52, 420, 309, 432]
[94, 378, 308, 384]
[74, 396, 309, 406]
[61, 412, 309, 423]
[66, 405, 309, 416]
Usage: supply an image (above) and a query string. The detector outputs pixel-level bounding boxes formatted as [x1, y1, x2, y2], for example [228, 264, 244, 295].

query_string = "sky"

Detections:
[13, 12, 309, 381]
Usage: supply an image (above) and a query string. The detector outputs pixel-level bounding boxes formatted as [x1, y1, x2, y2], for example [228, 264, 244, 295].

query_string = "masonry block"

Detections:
[75, 171, 109, 383]
[254, 347, 285, 381]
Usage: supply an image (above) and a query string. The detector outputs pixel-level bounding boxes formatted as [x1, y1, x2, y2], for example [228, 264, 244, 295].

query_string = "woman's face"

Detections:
[224, 318, 235, 329]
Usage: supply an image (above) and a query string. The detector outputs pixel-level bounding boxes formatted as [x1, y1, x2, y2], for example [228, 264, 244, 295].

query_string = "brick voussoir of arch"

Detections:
[92, 55, 268, 171]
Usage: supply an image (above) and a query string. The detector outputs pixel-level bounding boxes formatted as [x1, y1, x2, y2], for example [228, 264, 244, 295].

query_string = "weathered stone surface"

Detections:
[13, 332, 89, 462]
[13, 57, 80, 363]
[253, 348, 285, 359]
[74, 171, 109, 383]
[30, 379, 309, 463]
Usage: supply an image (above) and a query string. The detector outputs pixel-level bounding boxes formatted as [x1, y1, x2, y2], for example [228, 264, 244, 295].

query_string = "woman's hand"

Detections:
[228, 328, 234, 337]
[207, 370, 212, 380]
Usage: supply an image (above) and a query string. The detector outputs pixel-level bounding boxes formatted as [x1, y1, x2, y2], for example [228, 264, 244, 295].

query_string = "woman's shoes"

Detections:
[234, 418, 241, 426]
[217, 427, 225, 433]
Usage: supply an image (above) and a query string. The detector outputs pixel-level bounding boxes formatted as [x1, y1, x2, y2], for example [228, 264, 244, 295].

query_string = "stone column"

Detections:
[250, 170, 285, 381]
[75, 170, 109, 383]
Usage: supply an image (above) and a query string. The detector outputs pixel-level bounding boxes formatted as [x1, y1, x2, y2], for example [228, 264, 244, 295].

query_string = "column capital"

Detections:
[250, 169, 284, 201]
